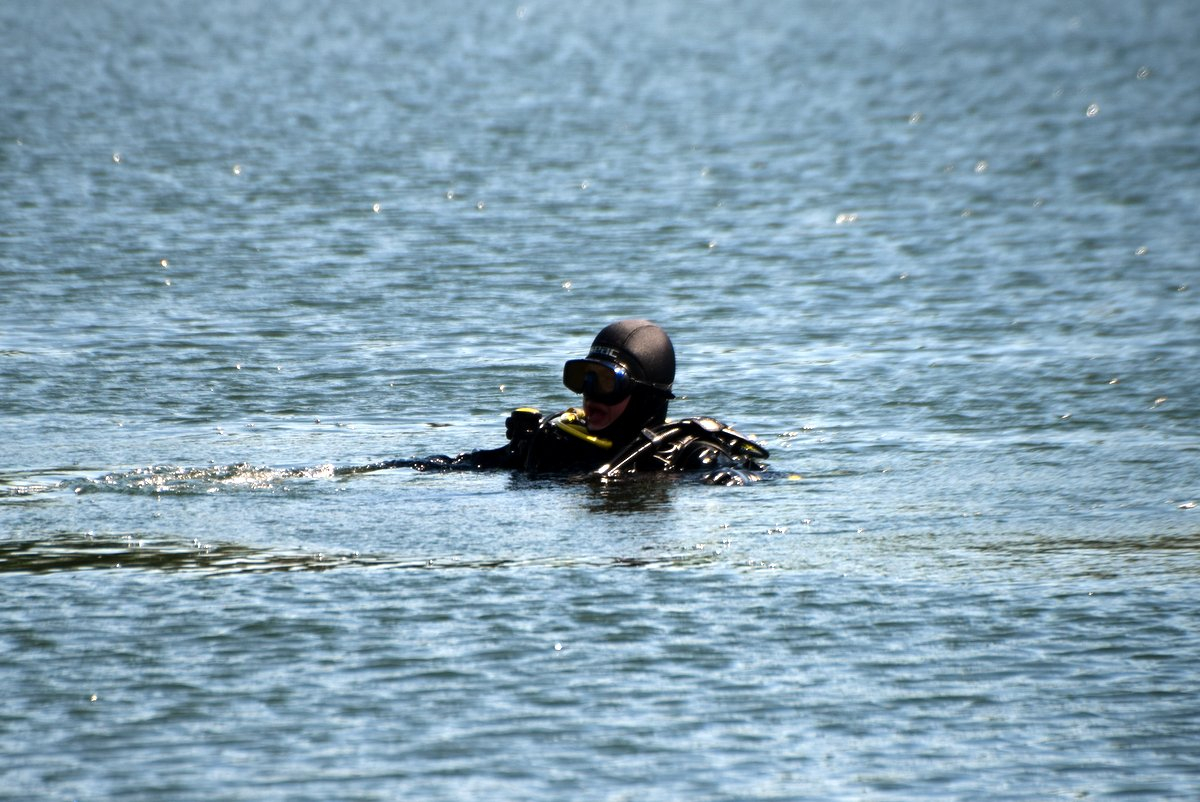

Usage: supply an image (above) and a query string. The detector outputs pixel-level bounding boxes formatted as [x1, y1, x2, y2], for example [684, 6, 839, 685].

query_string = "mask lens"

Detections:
[582, 367, 614, 397]
[563, 360, 628, 402]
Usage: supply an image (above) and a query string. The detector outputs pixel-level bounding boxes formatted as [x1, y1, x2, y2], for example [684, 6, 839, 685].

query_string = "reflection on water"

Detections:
[508, 470, 682, 515]
[0, 532, 720, 576]
[580, 476, 677, 515]
[976, 530, 1200, 580]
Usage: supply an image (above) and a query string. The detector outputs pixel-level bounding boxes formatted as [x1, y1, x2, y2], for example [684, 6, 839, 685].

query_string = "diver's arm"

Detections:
[338, 409, 541, 474]
[417, 408, 545, 471]
[333, 457, 454, 475]
[338, 446, 519, 474]
[450, 445, 518, 470]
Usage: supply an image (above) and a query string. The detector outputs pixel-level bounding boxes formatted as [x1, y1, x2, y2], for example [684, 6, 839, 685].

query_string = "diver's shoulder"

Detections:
[650, 416, 770, 460]
[596, 414, 769, 478]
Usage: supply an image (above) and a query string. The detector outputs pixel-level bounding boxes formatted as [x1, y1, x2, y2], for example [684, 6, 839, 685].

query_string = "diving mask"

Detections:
[563, 359, 641, 404]
[562, 358, 673, 404]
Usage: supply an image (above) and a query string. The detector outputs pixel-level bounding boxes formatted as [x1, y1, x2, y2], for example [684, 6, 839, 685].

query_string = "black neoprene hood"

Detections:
[588, 319, 676, 393]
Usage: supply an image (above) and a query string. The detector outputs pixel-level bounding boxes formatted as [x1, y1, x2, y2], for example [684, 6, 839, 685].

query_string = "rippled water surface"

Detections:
[3, 1, 1199, 799]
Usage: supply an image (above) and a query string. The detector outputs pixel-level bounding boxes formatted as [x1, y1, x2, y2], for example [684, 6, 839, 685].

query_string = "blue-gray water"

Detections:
[3, 1, 1199, 799]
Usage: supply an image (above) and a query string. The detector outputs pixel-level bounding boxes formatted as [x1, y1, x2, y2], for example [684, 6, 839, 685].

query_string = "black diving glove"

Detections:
[505, 407, 543, 441]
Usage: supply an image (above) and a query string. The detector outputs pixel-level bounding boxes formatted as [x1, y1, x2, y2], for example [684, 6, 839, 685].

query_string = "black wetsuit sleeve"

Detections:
[335, 443, 520, 475]
[453, 444, 521, 470]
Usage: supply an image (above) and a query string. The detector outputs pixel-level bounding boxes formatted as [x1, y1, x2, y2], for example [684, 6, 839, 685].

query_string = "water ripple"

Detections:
[0, 532, 722, 576]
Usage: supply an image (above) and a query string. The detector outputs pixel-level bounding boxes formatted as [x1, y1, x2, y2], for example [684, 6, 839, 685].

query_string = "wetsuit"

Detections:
[414, 407, 770, 485]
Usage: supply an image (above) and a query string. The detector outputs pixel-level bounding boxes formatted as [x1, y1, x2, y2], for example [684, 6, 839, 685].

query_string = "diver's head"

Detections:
[562, 319, 675, 437]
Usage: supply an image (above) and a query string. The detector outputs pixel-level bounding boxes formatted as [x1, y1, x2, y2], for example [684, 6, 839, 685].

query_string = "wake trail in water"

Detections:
[1, 463, 358, 501]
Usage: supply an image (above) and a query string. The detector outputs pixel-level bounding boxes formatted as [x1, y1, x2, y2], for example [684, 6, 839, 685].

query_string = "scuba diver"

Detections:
[356, 319, 769, 485]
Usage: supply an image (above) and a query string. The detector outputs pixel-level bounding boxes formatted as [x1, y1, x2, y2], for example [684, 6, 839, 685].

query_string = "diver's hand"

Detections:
[505, 408, 543, 441]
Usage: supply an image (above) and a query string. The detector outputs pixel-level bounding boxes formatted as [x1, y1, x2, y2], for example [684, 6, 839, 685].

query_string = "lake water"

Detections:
[3, 0, 1199, 799]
